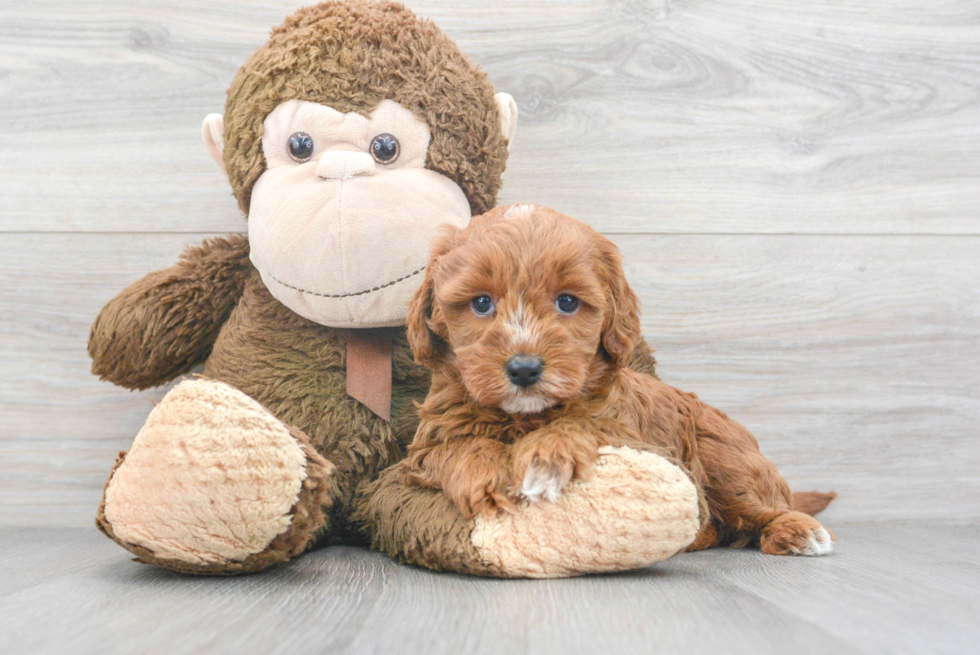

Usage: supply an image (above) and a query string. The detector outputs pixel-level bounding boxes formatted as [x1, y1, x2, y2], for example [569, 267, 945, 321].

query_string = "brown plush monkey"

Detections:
[90, 0, 703, 577]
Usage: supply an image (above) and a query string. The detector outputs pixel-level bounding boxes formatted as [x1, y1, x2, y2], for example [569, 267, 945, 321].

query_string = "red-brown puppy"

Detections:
[404, 203, 836, 556]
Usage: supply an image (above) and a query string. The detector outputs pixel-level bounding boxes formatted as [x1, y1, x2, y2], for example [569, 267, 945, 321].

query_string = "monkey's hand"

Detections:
[89, 234, 251, 390]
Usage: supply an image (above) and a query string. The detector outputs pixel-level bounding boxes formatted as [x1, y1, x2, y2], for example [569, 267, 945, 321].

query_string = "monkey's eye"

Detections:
[470, 295, 495, 316]
[370, 133, 400, 164]
[556, 294, 580, 314]
[287, 132, 315, 162]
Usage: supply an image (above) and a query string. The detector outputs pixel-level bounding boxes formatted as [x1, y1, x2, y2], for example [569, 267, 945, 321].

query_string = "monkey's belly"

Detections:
[202, 277, 426, 467]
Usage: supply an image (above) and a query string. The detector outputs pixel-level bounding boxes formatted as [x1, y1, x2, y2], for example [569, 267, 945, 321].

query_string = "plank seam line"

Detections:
[3, 231, 980, 238]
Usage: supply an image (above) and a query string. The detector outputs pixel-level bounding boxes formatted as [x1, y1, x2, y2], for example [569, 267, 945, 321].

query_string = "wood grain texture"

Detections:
[1, 0, 978, 234]
[1, 524, 978, 655]
[2, 4, 977, 652]
[2, 233, 977, 526]
[1, 1, 978, 528]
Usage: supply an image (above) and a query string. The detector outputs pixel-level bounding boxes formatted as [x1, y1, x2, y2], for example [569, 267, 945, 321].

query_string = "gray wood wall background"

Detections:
[1, 0, 977, 528]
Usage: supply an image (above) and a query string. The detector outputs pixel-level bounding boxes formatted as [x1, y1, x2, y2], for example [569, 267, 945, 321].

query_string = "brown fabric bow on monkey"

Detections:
[89, 1, 702, 577]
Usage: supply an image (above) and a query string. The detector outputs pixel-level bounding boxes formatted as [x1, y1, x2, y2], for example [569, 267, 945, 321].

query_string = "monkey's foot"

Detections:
[97, 378, 334, 575]
[472, 446, 701, 577]
[360, 446, 701, 578]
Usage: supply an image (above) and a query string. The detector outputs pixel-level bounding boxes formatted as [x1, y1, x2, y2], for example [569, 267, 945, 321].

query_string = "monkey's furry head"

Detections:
[223, 0, 510, 217]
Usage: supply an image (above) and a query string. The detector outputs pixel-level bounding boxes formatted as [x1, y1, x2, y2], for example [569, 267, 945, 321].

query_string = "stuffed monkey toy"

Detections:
[91, 0, 703, 577]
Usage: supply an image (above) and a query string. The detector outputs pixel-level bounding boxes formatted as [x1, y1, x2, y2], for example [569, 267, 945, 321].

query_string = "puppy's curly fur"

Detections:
[404, 204, 837, 556]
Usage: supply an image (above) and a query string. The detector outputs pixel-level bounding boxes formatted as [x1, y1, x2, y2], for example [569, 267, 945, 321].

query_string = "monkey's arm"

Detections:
[89, 234, 252, 390]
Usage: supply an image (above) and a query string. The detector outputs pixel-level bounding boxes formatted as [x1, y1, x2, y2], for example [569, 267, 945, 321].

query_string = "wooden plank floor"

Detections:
[1, 522, 977, 655]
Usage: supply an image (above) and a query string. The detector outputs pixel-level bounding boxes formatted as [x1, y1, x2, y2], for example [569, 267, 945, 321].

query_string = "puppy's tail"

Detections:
[792, 491, 837, 516]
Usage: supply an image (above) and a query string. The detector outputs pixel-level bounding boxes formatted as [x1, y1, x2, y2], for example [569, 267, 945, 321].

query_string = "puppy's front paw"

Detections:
[511, 432, 597, 504]
[437, 460, 515, 519]
[520, 459, 567, 502]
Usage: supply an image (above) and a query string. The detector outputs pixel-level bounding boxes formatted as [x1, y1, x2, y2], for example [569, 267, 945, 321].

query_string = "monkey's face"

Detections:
[247, 99, 472, 328]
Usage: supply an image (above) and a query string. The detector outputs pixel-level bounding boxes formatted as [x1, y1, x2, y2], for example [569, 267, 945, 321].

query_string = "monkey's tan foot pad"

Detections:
[97, 378, 334, 575]
[472, 446, 701, 578]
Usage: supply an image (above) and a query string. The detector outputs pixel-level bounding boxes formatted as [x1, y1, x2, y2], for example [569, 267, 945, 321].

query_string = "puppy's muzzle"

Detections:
[506, 355, 544, 388]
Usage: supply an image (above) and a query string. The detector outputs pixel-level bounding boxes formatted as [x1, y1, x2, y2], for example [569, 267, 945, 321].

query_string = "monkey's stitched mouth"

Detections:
[267, 265, 425, 299]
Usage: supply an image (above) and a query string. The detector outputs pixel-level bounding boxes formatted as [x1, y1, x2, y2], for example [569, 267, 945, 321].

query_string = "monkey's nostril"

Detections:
[506, 355, 544, 388]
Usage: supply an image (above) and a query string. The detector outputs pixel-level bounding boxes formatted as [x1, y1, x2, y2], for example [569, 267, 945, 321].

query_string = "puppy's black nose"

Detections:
[506, 355, 544, 388]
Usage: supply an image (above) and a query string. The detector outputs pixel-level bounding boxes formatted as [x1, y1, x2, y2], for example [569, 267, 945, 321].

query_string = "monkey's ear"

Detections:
[201, 114, 226, 173]
[598, 238, 642, 368]
[495, 93, 518, 148]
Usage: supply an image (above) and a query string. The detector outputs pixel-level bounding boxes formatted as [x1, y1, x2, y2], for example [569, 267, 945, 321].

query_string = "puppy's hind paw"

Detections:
[761, 511, 836, 557]
[520, 461, 565, 503]
[802, 526, 835, 556]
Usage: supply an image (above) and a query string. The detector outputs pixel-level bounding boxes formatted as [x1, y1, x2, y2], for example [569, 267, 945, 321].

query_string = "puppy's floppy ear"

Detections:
[406, 266, 443, 368]
[406, 225, 460, 368]
[596, 236, 642, 367]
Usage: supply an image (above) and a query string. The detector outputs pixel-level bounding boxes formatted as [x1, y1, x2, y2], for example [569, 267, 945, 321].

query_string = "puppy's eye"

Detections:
[470, 295, 495, 316]
[370, 133, 400, 164]
[287, 132, 315, 162]
[556, 294, 580, 314]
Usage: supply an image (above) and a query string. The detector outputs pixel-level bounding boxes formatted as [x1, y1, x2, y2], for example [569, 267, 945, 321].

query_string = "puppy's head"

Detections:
[407, 203, 641, 414]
